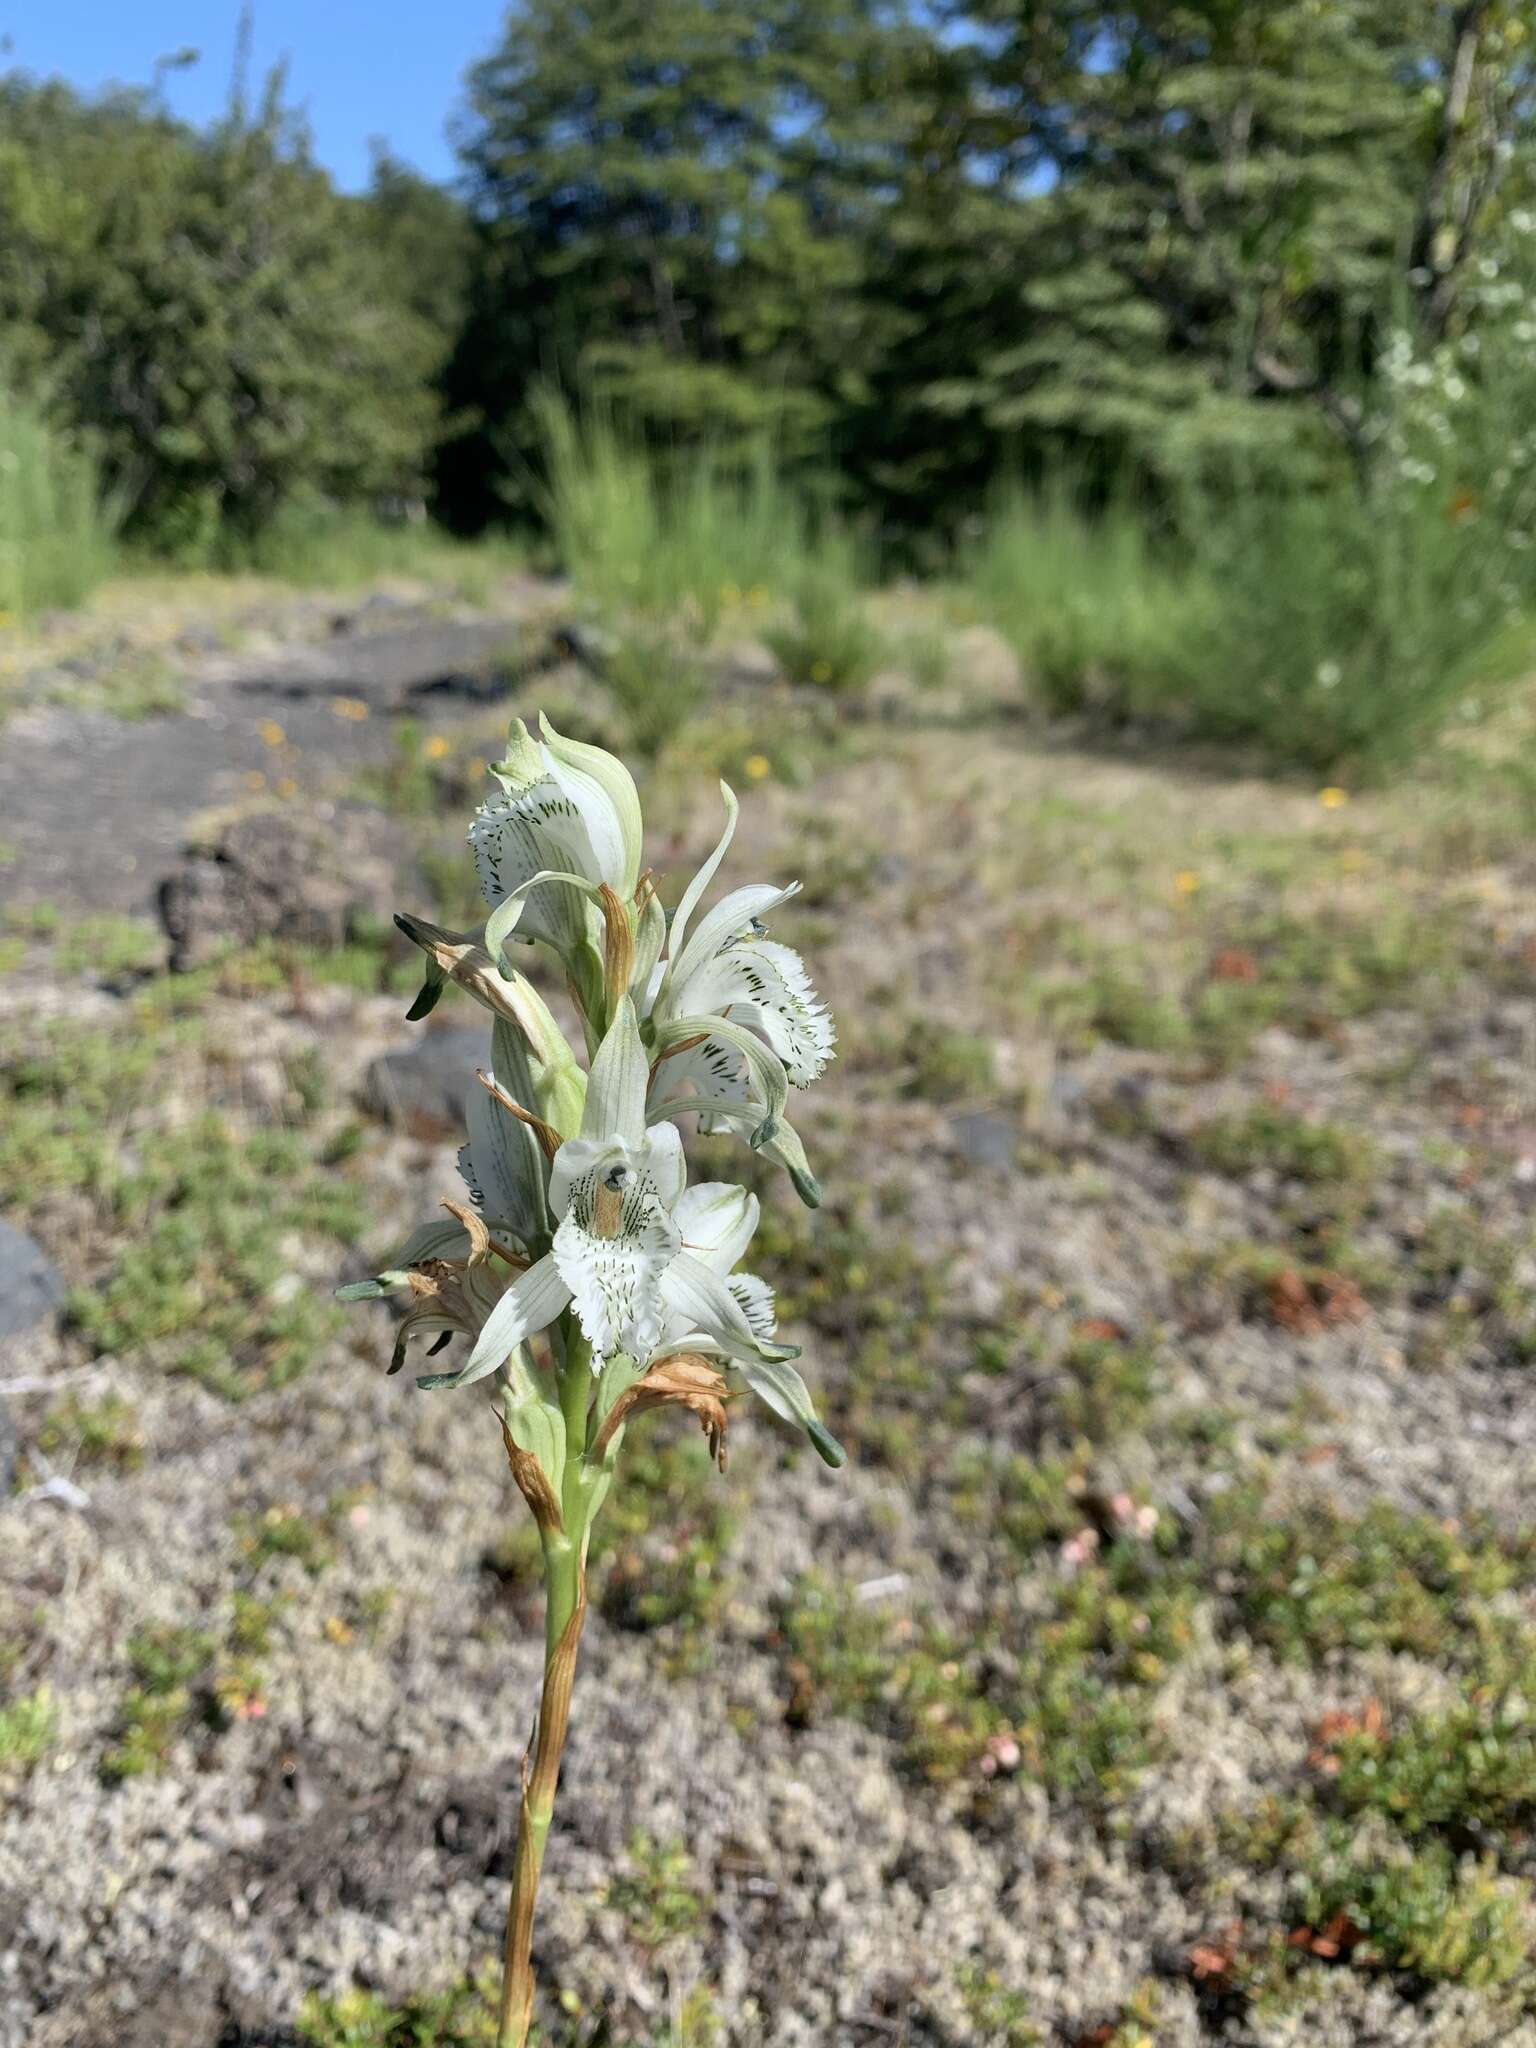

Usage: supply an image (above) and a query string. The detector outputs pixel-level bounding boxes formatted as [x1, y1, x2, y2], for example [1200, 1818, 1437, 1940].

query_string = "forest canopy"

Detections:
[1, 1, 1531, 547]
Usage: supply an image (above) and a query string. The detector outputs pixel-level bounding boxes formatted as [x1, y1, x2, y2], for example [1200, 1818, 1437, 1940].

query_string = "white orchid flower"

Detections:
[423, 1000, 805, 1392]
[641, 785, 833, 1206]
[649, 1181, 844, 1466]
[645, 784, 835, 1081]
[469, 715, 642, 990]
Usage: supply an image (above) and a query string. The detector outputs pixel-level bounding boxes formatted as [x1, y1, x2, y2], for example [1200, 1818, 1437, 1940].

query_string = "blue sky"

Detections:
[2, 2, 505, 189]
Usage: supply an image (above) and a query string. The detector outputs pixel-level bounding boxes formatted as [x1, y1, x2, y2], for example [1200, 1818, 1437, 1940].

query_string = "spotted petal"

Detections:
[680, 936, 834, 1085]
[552, 1165, 681, 1362]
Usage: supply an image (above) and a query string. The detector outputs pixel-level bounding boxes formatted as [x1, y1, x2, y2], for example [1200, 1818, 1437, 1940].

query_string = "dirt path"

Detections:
[0, 598, 547, 917]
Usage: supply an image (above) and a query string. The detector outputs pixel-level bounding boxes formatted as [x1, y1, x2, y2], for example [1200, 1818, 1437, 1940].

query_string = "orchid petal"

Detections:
[736, 1353, 845, 1468]
[538, 713, 641, 893]
[684, 938, 835, 1086]
[581, 996, 648, 1145]
[675, 1182, 760, 1274]
[429, 1253, 570, 1391]
[666, 782, 739, 973]
[553, 1167, 681, 1361]
[668, 881, 799, 998]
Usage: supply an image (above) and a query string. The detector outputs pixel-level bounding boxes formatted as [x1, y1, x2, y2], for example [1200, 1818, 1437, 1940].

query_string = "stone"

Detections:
[158, 801, 406, 971]
[948, 1109, 1018, 1170]
[362, 1026, 490, 1135]
[0, 1220, 65, 1342]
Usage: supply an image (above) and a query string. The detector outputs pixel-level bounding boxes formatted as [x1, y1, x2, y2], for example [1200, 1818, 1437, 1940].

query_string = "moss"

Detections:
[237, 1502, 337, 1576]
[952, 1962, 1041, 2046]
[35, 1392, 145, 1472]
[605, 1832, 706, 1949]
[69, 1116, 365, 1398]
[100, 1624, 218, 1782]
[1330, 1689, 1536, 1844]
[1188, 1102, 1370, 1189]
[589, 1438, 736, 1663]
[1297, 1829, 1535, 1988]
[0, 1688, 58, 1771]
[1212, 1497, 1528, 1666]
[297, 1971, 499, 2046]
[777, 1539, 1196, 1800]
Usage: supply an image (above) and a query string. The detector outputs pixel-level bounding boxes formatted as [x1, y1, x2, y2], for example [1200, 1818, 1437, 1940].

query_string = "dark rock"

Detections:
[362, 1026, 489, 1135]
[948, 1109, 1017, 1170]
[158, 802, 407, 972]
[0, 1220, 65, 1341]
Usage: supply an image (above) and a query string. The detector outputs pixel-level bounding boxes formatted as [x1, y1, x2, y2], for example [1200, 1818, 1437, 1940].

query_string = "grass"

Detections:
[227, 497, 523, 602]
[0, 388, 117, 616]
[964, 464, 1536, 775]
[535, 393, 881, 743]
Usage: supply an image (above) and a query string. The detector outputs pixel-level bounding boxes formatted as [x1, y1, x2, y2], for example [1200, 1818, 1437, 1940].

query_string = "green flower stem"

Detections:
[497, 1317, 596, 2048]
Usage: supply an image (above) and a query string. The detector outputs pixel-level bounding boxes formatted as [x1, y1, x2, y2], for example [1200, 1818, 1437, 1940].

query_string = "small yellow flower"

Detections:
[746, 584, 770, 608]
[243, 769, 267, 791]
[720, 581, 741, 605]
[810, 660, 833, 684]
[1174, 869, 1201, 897]
[1040, 1284, 1065, 1310]
[330, 695, 370, 722]
[744, 753, 772, 781]
[274, 776, 299, 799]
[258, 719, 286, 748]
[424, 734, 451, 761]
[1318, 786, 1349, 809]
[323, 1615, 355, 1646]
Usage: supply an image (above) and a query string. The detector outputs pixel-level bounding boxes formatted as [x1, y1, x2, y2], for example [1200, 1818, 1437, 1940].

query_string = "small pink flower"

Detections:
[1060, 1527, 1099, 1570]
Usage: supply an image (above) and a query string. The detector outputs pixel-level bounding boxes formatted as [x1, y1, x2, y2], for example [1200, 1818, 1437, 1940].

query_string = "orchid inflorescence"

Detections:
[337, 715, 840, 2046]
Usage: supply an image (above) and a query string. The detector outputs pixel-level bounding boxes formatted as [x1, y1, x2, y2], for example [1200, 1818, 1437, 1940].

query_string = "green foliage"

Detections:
[606, 1833, 706, 1949]
[297, 1972, 499, 2047]
[35, 1392, 145, 1472]
[590, 1439, 735, 1656]
[1330, 1665, 1536, 1843]
[965, 481, 1204, 715]
[1298, 1828, 1535, 1988]
[953, 1964, 1041, 2048]
[0, 71, 446, 547]
[69, 1116, 364, 1398]
[763, 541, 884, 695]
[0, 1688, 58, 1771]
[1215, 1499, 1526, 1666]
[1187, 1104, 1368, 1189]
[0, 1006, 363, 1399]
[0, 387, 116, 614]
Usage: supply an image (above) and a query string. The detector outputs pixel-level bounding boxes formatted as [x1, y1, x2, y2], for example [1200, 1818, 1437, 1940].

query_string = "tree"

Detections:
[439, 0, 921, 529]
[0, 69, 448, 543]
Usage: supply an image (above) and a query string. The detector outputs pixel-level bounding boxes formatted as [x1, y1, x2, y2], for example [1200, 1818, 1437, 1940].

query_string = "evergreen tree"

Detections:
[440, 0, 920, 527]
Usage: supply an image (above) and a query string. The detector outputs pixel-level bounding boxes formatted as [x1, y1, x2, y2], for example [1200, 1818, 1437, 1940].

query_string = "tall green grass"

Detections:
[967, 465, 1533, 775]
[535, 391, 883, 746]
[965, 480, 1204, 717]
[233, 496, 524, 602]
[0, 392, 116, 616]
[534, 391, 816, 636]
